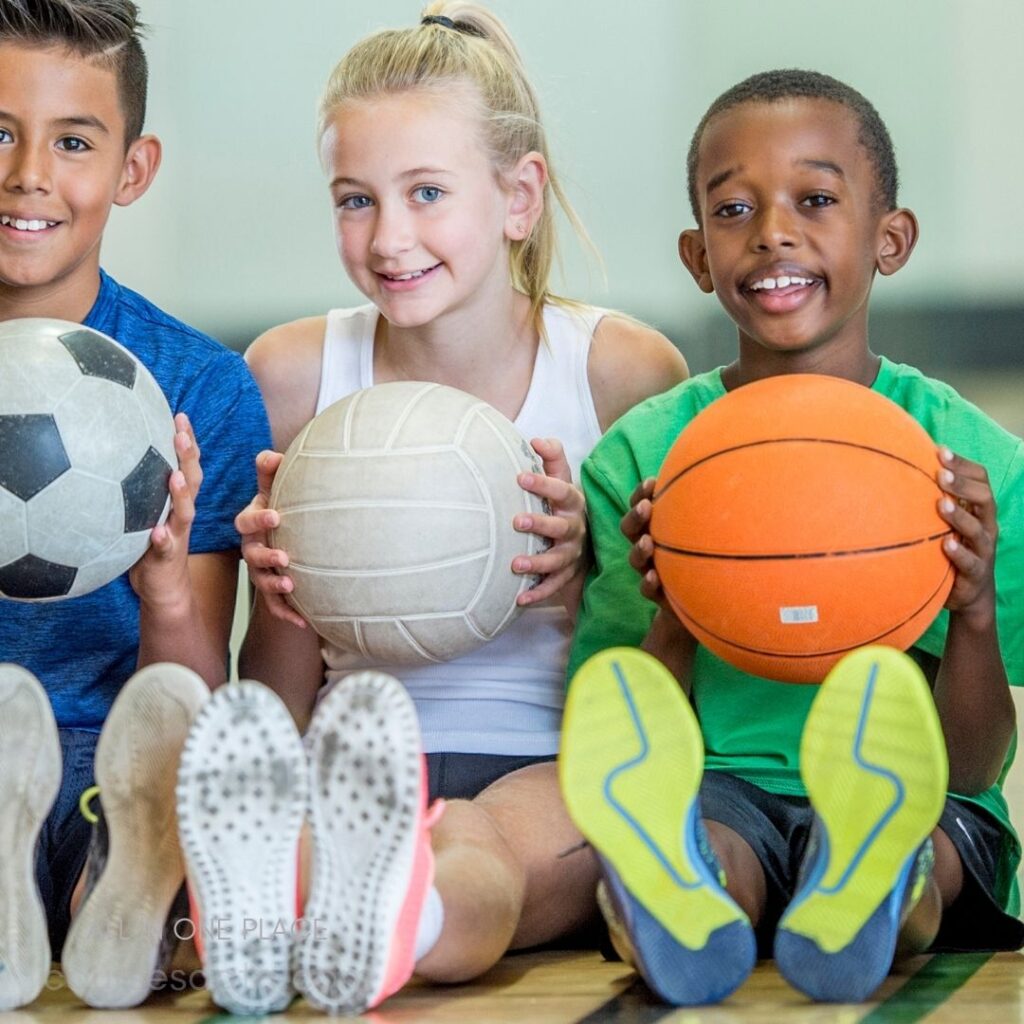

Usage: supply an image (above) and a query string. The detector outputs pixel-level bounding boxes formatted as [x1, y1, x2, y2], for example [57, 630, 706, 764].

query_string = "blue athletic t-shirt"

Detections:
[0, 270, 271, 729]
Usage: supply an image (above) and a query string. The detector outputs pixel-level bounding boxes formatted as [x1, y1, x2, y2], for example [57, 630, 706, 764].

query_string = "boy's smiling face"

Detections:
[0, 43, 159, 319]
[680, 97, 916, 379]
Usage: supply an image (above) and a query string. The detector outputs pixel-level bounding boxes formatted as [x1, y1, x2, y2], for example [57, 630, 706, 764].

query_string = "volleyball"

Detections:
[0, 319, 175, 601]
[268, 381, 549, 663]
[650, 374, 954, 683]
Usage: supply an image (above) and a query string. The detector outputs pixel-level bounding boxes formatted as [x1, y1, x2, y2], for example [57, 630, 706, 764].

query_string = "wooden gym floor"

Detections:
[19, 371, 1024, 1022]
[21, 948, 1024, 1022]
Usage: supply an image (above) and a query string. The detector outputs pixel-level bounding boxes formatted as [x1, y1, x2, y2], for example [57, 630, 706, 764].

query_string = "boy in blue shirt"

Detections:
[562, 70, 1024, 1005]
[0, 0, 270, 1009]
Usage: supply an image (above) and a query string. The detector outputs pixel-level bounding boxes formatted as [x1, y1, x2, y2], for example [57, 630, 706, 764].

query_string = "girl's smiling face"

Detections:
[321, 86, 521, 331]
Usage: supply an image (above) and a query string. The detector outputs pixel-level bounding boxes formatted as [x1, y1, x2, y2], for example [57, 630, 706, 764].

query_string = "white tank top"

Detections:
[316, 302, 604, 754]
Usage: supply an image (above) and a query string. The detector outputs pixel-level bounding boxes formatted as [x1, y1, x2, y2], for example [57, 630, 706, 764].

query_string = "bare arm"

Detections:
[931, 449, 1014, 794]
[588, 315, 689, 432]
[235, 317, 329, 721]
[620, 476, 697, 693]
[137, 549, 238, 685]
[131, 413, 234, 686]
[240, 596, 325, 732]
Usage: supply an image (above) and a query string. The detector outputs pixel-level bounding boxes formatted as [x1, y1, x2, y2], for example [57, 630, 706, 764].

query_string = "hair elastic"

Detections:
[420, 14, 485, 37]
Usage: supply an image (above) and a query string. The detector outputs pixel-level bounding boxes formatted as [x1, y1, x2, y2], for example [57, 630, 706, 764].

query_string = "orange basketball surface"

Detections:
[650, 374, 954, 683]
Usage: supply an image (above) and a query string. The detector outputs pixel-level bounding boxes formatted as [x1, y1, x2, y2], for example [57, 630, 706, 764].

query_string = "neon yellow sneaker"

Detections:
[775, 646, 947, 1002]
[560, 647, 755, 1005]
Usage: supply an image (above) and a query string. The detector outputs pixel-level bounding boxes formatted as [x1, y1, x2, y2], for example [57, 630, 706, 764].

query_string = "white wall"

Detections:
[102, 0, 1024, 345]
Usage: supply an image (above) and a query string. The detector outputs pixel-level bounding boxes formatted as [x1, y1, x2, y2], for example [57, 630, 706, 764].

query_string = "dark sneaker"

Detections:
[62, 663, 208, 1008]
[775, 646, 946, 1003]
[560, 647, 755, 1005]
[0, 664, 60, 1011]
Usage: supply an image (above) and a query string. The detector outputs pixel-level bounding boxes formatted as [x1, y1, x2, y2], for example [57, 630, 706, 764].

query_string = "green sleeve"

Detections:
[567, 439, 659, 682]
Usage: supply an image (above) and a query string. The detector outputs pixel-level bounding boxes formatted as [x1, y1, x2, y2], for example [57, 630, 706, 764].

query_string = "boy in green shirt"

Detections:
[561, 70, 1024, 1006]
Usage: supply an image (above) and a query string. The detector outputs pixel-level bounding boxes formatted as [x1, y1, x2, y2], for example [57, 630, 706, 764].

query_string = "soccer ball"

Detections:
[0, 318, 176, 601]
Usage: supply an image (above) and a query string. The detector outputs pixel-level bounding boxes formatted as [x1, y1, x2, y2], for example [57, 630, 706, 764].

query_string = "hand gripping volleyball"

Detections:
[268, 381, 549, 663]
[650, 374, 954, 683]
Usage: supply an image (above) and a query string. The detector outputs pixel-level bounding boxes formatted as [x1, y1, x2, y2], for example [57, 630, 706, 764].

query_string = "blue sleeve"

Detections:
[176, 349, 271, 554]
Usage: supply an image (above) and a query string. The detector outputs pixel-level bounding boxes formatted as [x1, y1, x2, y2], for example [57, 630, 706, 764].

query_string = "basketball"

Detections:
[650, 374, 954, 683]
[268, 381, 549, 663]
[0, 319, 176, 601]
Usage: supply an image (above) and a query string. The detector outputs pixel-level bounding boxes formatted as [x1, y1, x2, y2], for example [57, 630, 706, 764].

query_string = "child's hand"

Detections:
[234, 450, 308, 629]
[513, 437, 587, 608]
[937, 447, 998, 625]
[619, 477, 667, 607]
[130, 413, 201, 610]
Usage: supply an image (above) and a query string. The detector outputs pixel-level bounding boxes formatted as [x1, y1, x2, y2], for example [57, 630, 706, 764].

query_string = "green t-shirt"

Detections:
[571, 357, 1024, 911]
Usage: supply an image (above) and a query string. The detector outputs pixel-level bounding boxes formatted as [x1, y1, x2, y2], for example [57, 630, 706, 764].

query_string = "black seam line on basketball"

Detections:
[653, 437, 942, 499]
[654, 529, 953, 561]
[677, 562, 954, 659]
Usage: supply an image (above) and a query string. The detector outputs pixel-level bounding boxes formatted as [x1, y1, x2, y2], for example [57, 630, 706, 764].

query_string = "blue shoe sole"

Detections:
[560, 648, 755, 1005]
[775, 647, 946, 1002]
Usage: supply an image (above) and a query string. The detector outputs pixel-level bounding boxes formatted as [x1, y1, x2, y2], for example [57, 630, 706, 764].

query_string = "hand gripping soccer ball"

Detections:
[0, 318, 176, 601]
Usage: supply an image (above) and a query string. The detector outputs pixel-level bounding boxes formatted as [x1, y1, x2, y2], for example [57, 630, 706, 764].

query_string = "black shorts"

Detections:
[425, 752, 557, 802]
[699, 769, 1024, 957]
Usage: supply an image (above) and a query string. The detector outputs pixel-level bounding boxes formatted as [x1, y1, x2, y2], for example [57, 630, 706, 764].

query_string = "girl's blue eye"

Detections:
[339, 195, 373, 210]
[414, 186, 444, 204]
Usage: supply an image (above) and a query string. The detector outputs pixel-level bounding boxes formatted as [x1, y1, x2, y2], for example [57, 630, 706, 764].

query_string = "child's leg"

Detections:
[0, 664, 60, 1011]
[560, 647, 756, 1006]
[62, 663, 208, 1008]
[416, 759, 600, 981]
[775, 646, 947, 1003]
[294, 676, 596, 1012]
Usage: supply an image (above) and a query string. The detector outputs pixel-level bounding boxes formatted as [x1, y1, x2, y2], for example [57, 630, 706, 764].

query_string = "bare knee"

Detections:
[417, 799, 525, 982]
[705, 820, 767, 926]
[898, 827, 964, 957]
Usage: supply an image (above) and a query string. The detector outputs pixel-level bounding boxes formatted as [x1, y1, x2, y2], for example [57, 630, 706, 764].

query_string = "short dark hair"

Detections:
[686, 69, 898, 223]
[0, 0, 148, 144]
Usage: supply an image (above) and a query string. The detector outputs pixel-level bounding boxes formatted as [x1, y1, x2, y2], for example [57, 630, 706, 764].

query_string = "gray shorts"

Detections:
[425, 752, 557, 802]
[699, 769, 1024, 957]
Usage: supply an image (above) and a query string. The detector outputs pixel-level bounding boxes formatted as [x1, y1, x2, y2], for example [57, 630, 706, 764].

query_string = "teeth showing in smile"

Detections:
[388, 268, 430, 281]
[0, 215, 56, 231]
[749, 275, 814, 291]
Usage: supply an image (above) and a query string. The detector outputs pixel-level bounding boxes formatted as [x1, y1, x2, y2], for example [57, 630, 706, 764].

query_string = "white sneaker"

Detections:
[293, 671, 440, 1016]
[62, 663, 209, 1008]
[0, 664, 61, 1011]
[176, 681, 307, 1016]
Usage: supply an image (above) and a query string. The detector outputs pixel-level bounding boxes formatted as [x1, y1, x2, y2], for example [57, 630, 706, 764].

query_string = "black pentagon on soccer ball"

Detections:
[59, 328, 137, 389]
[0, 414, 71, 499]
[122, 446, 172, 532]
[0, 553, 76, 599]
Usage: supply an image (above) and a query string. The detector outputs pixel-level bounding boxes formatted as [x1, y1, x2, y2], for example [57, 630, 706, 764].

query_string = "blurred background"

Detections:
[109, 0, 1022, 442]
[118, 1, 1023, 832]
